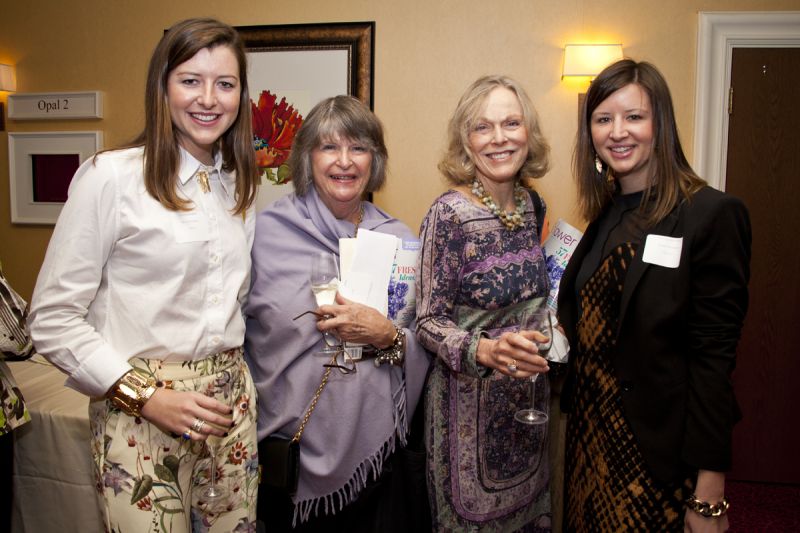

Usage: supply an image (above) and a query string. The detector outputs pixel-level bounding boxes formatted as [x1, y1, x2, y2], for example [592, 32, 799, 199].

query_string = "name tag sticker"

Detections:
[174, 212, 210, 243]
[642, 235, 682, 268]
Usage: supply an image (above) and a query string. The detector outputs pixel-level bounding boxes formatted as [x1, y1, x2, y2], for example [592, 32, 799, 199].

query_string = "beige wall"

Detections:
[1, 0, 796, 299]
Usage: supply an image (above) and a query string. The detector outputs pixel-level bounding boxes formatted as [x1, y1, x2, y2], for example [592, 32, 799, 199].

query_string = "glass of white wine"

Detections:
[514, 309, 553, 426]
[310, 251, 340, 306]
[201, 433, 229, 502]
[308, 252, 342, 355]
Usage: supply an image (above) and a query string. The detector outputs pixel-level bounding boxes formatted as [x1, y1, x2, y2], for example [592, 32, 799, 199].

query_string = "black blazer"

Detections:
[558, 186, 751, 482]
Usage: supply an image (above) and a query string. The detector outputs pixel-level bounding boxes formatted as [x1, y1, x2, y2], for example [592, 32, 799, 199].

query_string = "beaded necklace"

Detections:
[471, 178, 526, 230]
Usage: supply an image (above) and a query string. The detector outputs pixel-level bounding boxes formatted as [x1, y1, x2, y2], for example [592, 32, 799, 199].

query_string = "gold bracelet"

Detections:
[107, 370, 157, 418]
[685, 494, 730, 517]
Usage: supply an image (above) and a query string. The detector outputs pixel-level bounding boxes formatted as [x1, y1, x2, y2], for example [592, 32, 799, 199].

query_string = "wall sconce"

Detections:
[0, 63, 17, 131]
[562, 44, 624, 79]
[562, 44, 623, 122]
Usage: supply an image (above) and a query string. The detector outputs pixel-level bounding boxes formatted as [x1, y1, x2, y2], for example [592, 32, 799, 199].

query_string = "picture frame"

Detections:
[235, 21, 375, 210]
[8, 131, 102, 224]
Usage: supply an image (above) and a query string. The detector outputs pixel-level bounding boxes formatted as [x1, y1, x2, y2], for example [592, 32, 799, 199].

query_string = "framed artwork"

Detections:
[235, 22, 375, 210]
[8, 131, 102, 224]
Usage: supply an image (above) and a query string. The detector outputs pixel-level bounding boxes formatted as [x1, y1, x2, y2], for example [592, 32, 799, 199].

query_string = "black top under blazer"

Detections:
[558, 186, 752, 483]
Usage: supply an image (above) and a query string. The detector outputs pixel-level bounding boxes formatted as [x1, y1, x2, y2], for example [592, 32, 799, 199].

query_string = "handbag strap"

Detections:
[292, 351, 337, 444]
[527, 188, 545, 240]
[293, 210, 366, 444]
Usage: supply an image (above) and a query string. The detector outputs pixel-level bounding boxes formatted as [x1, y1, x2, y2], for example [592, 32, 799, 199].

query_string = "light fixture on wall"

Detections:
[0, 63, 17, 131]
[562, 44, 623, 122]
[562, 44, 624, 79]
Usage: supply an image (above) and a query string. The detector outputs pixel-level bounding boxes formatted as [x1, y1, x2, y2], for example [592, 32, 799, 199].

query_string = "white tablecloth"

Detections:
[10, 355, 104, 533]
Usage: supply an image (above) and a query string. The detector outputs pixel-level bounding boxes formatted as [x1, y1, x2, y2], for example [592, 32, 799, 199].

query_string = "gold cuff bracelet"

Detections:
[108, 370, 157, 418]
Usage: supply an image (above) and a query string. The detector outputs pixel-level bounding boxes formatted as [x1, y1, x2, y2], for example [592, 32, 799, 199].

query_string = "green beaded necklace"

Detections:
[471, 178, 526, 231]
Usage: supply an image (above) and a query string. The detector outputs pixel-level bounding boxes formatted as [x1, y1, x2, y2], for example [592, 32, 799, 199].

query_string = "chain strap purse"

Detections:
[259, 352, 336, 496]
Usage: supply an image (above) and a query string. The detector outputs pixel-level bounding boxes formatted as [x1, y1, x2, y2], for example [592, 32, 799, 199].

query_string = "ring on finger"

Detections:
[191, 418, 206, 433]
[181, 429, 192, 441]
[507, 359, 518, 373]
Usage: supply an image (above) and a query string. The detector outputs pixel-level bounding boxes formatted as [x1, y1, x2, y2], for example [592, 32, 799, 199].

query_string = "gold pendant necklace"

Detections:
[353, 203, 364, 236]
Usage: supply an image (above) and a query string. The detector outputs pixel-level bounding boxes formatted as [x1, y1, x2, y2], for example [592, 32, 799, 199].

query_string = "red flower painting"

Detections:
[251, 90, 303, 184]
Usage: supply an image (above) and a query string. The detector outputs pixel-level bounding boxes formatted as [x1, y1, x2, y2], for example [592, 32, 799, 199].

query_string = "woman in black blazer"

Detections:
[558, 59, 751, 532]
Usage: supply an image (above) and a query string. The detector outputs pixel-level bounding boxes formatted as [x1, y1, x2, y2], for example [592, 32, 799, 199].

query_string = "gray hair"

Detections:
[288, 95, 388, 196]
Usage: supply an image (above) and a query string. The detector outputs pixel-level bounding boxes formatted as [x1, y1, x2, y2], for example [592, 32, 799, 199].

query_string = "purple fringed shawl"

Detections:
[243, 187, 430, 523]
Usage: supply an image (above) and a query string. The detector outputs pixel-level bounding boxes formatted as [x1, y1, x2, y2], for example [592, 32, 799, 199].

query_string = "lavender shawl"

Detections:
[243, 186, 430, 522]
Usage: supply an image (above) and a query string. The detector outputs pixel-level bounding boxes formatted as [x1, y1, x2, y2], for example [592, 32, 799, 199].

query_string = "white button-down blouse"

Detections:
[30, 146, 255, 397]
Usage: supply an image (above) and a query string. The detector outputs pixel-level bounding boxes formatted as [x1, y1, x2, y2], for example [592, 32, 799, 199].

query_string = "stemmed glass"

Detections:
[309, 252, 341, 354]
[514, 309, 553, 425]
[201, 433, 229, 502]
[310, 251, 340, 306]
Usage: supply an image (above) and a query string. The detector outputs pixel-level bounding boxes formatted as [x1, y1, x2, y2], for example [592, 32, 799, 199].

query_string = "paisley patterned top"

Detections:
[416, 190, 551, 531]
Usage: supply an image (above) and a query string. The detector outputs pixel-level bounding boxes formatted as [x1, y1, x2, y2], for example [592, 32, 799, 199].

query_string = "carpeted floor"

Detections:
[727, 480, 800, 532]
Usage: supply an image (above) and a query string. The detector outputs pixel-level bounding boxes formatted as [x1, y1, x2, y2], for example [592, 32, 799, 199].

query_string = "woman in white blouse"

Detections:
[29, 18, 260, 532]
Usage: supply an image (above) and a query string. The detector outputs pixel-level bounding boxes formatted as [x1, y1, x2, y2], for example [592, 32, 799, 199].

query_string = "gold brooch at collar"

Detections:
[197, 169, 210, 194]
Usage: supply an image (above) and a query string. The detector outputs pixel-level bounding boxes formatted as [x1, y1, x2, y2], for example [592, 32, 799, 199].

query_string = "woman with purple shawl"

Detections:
[244, 95, 431, 531]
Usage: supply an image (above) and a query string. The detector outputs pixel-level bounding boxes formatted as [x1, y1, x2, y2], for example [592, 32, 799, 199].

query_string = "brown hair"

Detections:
[573, 59, 705, 224]
[439, 75, 550, 186]
[122, 18, 257, 215]
[287, 95, 388, 196]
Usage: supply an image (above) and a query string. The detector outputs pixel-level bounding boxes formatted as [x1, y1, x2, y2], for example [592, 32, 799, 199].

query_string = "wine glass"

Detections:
[201, 433, 229, 502]
[514, 309, 553, 425]
[310, 252, 340, 306]
[309, 252, 342, 354]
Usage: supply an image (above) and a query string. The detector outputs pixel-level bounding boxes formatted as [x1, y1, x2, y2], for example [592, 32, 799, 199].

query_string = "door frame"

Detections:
[692, 11, 800, 191]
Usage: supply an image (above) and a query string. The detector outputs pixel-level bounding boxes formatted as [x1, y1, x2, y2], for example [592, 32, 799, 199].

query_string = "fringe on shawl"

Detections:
[293, 373, 409, 526]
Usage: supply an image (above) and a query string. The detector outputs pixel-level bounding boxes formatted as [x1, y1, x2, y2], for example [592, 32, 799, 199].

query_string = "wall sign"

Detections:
[7, 91, 103, 120]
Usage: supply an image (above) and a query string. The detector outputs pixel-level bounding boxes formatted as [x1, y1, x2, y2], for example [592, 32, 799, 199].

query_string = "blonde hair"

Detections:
[439, 75, 550, 185]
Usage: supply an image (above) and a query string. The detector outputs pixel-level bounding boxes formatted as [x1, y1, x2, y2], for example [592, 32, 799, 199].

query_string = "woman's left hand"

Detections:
[317, 293, 396, 348]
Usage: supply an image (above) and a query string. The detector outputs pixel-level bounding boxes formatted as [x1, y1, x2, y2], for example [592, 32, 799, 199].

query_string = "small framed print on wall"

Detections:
[8, 131, 102, 224]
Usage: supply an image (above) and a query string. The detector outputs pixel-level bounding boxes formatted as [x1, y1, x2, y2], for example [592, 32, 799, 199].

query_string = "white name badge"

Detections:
[642, 234, 682, 268]
[174, 212, 210, 243]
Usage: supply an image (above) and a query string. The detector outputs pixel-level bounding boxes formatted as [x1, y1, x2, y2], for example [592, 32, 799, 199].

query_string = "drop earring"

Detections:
[594, 153, 614, 187]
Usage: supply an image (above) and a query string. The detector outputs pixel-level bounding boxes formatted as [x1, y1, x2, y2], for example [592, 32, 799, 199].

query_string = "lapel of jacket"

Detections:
[615, 202, 683, 337]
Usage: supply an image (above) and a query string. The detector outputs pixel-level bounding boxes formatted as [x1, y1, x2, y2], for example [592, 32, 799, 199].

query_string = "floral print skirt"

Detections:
[90, 347, 258, 533]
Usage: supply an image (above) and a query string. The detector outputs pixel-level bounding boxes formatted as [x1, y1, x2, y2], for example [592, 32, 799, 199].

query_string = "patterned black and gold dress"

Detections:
[564, 192, 691, 532]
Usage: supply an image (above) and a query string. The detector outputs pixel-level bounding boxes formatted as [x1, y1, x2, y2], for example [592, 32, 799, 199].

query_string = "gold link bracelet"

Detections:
[685, 494, 730, 517]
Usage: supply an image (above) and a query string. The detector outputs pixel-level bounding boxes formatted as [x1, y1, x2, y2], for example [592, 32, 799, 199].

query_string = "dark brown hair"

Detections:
[573, 59, 705, 224]
[124, 18, 258, 214]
